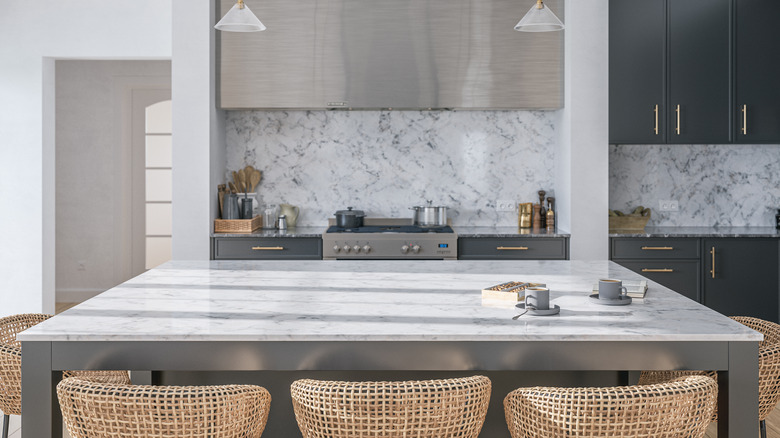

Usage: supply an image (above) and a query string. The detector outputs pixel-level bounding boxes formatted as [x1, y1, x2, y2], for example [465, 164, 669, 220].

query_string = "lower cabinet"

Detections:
[703, 238, 779, 323]
[611, 237, 779, 322]
[458, 237, 569, 260]
[213, 237, 322, 260]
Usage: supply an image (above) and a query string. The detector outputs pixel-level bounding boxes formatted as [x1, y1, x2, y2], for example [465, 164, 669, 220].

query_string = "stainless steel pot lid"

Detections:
[334, 207, 365, 217]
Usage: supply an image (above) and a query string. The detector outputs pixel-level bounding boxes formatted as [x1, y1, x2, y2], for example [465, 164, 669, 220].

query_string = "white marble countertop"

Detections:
[19, 260, 760, 342]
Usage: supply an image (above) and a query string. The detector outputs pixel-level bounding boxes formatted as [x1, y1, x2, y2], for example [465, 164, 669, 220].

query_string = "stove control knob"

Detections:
[333, 245, 341, 253]
[343, 245, 351, 253]
[401, 245, 410, 254]
[353, 245, 362, 253]
[411, 245, 421, 254]
[362, 245, 372, 253]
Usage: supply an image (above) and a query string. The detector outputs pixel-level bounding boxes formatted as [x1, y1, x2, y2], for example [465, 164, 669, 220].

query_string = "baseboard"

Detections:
[56, 288, 106, 303]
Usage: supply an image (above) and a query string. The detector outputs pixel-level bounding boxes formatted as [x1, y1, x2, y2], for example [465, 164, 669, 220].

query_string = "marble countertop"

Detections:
[19, 260, 758, 343]
[212, 227, 327, 238]
[456, 227, 570, 237]
[213, 226, 570, 238]
[610, 226, 780, 238]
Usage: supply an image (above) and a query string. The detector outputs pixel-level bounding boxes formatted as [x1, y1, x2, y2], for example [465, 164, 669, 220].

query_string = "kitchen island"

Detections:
[19, 260, 760, 437]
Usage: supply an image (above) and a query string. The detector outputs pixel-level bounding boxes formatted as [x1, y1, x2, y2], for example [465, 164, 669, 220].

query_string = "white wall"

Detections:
[556, 0, 610, 260]
[172, 0, 226, 260]
[0, 2, 171, 316]
[55, 60, 171, 303]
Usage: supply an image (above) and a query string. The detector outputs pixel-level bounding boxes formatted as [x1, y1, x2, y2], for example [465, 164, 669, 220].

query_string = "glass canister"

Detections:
[263, 204, 278, 229]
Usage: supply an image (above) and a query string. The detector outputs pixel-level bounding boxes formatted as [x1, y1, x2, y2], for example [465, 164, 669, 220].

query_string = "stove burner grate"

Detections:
[326, 225, 454, 234]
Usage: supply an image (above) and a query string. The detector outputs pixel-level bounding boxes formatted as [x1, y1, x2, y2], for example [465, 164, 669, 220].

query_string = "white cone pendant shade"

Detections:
[215, 0, 266, 32]
[514, 0, 564, 32]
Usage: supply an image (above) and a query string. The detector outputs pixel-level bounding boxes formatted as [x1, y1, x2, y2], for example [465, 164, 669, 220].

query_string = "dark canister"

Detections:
[776, 209, 780, 230]
[334, 207, 365, 228]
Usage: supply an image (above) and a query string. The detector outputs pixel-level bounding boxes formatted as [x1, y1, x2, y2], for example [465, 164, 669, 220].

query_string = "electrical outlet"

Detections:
[658, 200, 679, 212]
[496, 200, 516, 212]
[77, 260, 87, 271]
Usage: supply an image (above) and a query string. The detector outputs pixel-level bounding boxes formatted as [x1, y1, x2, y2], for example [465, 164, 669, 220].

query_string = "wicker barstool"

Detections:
[290, 376, 491, 438]
[639, 316, 780, 438]
[57, 377, 272, 438]
[504, 375, 717, 438]
[0, 313, 130, 438]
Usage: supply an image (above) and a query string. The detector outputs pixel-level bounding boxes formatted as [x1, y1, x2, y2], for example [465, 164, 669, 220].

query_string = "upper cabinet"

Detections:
[609, 0, 731, 144]
[609, 0, 780, 145]
[218, 0, 564, 110]
[734, 0, 780, 143]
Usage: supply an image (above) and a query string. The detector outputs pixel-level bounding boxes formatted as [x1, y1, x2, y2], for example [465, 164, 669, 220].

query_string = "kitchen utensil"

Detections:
[218, 184, 226, 218]
[250, 169, 261, 192]
[335, 207, 365, 228]
[279, 204, 300, 227]
[223, 194, 240, 220]
[228, 182, 238, 194]
[238, 169, 247, 193]
[244, 165, 254, 185]
[232, 171, 241, 192]
[240, 197, 253, 219]
[277, 215, 288, 230]
[418, 201, 448, 227]
[410, 206, 423, 225]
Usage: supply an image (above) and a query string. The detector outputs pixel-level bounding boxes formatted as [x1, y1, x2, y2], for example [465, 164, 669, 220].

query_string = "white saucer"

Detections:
[515, 303, 561, 316]
[589, 293, 632, 306]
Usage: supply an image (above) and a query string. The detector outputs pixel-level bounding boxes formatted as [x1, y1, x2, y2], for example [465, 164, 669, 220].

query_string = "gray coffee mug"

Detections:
[525, 287, 550, 310]
[598, 279, 627, 300]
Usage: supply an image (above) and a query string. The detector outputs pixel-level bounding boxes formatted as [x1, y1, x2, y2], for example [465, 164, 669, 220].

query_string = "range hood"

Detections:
[218, 0, 564, 110]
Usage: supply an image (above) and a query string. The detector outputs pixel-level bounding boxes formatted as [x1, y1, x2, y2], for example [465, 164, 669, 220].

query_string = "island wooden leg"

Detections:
[21, 341, 60, 438]
[719, 341, 759, 438]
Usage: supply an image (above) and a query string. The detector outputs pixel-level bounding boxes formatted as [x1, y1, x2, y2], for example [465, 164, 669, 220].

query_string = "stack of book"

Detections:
[591, 280, 648, 299]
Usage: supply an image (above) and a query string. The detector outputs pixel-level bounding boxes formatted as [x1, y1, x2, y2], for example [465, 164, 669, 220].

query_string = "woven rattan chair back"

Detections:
[504, 375, 717, 438]
[57, 377, 272, 438]
[290, 376, 491, 438]
[0, 313, 52, 415]
[639, 316, 780, 422]
[0, 313, 131, 418]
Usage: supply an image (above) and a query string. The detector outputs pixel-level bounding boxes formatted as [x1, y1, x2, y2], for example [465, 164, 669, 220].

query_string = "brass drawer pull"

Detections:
[252, 246, 285, 250]
[497, 246, 529, 251]
[640, 246, 674, 250]
[641, 268, 673, 273]
[654, 104, 659, 135]
[675, 104, 681, 135]
[710, 247, 716, 279]
[742, 104, 748, 135]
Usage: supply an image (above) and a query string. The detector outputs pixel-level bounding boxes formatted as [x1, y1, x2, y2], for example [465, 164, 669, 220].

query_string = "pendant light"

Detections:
[514, 0, 564, 32]
[215, 0, 266, 32]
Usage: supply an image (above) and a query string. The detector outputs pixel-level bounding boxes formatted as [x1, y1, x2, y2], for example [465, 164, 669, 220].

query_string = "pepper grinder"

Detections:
[532, 203, 542, 229]
[537, 190, 547, 228]
[546, 197, 556, 231]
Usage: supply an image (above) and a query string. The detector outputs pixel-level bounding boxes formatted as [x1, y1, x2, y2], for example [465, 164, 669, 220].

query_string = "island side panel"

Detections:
[719, 341, 759, 437]
[21, 341, 59, 438]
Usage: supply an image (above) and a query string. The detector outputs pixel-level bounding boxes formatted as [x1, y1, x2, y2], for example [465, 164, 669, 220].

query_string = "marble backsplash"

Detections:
[610, 144, 780, 227]
[225, 110, 556, 226]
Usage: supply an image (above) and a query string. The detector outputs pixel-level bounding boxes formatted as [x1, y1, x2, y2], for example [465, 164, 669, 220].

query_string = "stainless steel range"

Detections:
[322, 218, 457, 260]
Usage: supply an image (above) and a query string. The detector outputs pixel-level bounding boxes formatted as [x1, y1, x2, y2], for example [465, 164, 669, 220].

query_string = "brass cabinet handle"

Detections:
[252, 246, 285, 250]
[641, 246, 674, 250]
[710, 247, 716, 279]
[654, 104, 659, 135]
[641, 268, 674, 273]
[675, 104, 681, 135]
[497, 246, 529, 250]
[742, 104, 748, 135]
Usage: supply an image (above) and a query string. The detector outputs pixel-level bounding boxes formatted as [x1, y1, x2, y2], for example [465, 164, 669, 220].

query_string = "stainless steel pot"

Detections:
[412, 201, 448, 227]
[334, 207, 365, 228]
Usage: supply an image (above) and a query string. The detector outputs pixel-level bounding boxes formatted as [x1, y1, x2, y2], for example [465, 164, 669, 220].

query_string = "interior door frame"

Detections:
[129, 89, 172, 277]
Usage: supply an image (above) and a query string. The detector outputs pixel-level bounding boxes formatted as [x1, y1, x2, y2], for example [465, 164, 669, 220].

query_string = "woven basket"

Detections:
[215, 215, 262, 233]
[609, 210, 651, 232]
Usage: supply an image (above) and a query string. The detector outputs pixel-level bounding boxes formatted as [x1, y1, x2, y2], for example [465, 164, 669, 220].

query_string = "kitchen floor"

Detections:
[47, 302, 776, 437]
